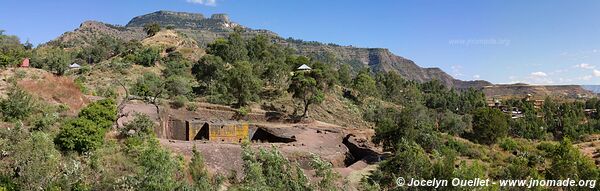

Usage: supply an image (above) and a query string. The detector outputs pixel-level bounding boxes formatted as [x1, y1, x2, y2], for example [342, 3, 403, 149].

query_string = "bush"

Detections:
[499, 137, 520, 151]
[54, 118, 105, 153]
[165, 76, 193, 98]
[131, 72, 165, 103]
[120, 113, 156, 138]
[74, 76, 88, 94]
[186, 103, 198, 111]
[0, 87, 35, 122]
[189, 147, 222, 190]
[469, 108, 509, 145]
[135, 140, 180, 190]
[78, 99, 117, 129]
[235, 144, 311, 190]
[12, 132, 62, 190]
[135, 47, 160, 67]
[171, 96, 187, 109]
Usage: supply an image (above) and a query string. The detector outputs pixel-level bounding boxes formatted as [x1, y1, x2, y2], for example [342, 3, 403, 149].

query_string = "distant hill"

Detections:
[44, 10, 596, 97]
[483, 84, 595, 99]
[582, 85, 600, 94]
[122, 11, 492, 88]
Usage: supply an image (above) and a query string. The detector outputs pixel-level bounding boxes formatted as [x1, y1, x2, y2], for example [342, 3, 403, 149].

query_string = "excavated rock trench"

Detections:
[342, 134, 381, 167]
[250, 127, 296, 143]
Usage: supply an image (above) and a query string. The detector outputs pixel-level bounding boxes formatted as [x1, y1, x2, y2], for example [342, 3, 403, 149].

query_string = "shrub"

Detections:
[236, 106, 250, 116]
[235, 144, 311, 190]
[120, 113, 156, 138]
[165, 76, 193, 98]
[310, 154, 341, 190]
[135, 47, 160, 67]
[54, 118, 105, 153]
[135, 140, 180, 190]
[12, 132, 62, 190]
[78, 99, 117, 129]
[74, 76, 88, 94]
[0, 87, 35, 122]
[469, 107, 509, 145]
[131, 72, 165, 103]
[186, 103, 198, 111]
[171, 96, 187, 109]
[189, 147, 222, 190]
[499, 138, 520, 151]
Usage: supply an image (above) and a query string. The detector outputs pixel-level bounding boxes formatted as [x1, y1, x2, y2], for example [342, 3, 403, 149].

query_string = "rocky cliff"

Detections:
[126, 11, 240, 32]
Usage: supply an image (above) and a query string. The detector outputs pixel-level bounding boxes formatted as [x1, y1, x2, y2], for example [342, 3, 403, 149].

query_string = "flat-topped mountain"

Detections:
[126, 11, 239, 32]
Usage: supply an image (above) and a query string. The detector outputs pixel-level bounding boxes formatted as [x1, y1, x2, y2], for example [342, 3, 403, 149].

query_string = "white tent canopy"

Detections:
[297, 64, 311, 70]
[69, 63, 81, 68]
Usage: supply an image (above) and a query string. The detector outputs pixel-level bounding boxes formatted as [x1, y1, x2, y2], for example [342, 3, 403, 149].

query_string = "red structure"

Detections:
[20, 58, 30, 68]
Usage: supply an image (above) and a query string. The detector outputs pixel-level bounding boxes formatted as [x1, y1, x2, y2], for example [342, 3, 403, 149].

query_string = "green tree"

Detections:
[440, 110, 472, 136]
[189, 147, 221, 191]
[192, 55, 227, 88]
[12, 132, 61, 190]
[132, 72, 165, 104]
[236, 144, 311, 191]
[228, 61, 261, 107]
[54, 118, 105, 153]
[135, 47, 160, 67]
[165, 76, 193, 98]
[373, 103, 435, 152]
[78, 99, 117, 129]
[352, 68, 378, 100]
[469, 107, 509, 145]
[0, 87, 35, 122]
[162, 60, 191, 78]
[0, 30, 29, 68]
[337, 64, 352, 86]
[366, 140, 432, 190]
[546, 138, 600, 183]
[207, 31, 249, 63]
[135, 140, 180, 190]
[310, 154, 341, 191]
[31, 47, 71, 75]
[120, 113, 156, 138]
[143, 23, 161, 37]
[288, 71, 325, 118]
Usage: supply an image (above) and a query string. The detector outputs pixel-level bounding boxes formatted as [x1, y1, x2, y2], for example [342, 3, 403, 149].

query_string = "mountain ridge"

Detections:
[46, 10, 595, 96]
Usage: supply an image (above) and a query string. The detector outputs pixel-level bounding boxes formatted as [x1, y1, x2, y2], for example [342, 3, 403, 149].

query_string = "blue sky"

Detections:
[1, 0, 600, 85]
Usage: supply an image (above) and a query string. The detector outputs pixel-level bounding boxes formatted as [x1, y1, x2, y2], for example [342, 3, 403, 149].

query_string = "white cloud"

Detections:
[186, 0, 217, 6]
[473, 74, 480, 79]
[575, 63, 595, 69]
[530, 71, 547, 77]
[450, 65, 463, 77]
[593, 69, 600, 77]
[580, 75, 593, 81]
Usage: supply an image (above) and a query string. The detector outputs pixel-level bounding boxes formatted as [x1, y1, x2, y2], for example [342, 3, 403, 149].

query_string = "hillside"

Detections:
[44, 10, 600, 98]
[483, 84, 596, 99]
[46, 10, 487, 88]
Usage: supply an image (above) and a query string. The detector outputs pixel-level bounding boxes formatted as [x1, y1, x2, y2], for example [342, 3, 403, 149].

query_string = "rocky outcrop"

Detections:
[126, 10, 239, 32]
[47, 21, 145, 48]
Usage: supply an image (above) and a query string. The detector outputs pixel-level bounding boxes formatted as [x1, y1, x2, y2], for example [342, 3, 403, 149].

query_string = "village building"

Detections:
[20, 58, 29, 68]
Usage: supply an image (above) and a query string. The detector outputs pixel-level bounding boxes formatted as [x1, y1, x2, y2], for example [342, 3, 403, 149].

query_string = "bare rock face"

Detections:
[126, 11, 238, 32]
[211, 14, 231, 23]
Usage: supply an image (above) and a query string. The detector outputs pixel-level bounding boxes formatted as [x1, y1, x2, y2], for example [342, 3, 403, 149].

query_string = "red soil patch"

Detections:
[18, 73, 89, 114]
